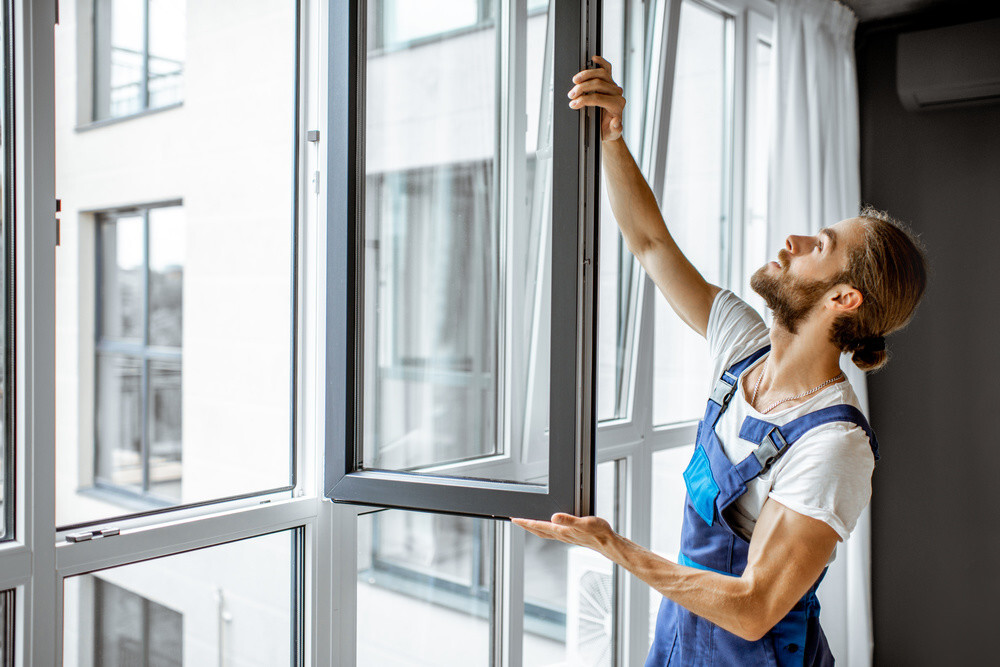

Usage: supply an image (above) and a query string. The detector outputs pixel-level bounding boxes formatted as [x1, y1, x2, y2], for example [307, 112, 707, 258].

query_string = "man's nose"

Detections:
[785, 235, 808, 254]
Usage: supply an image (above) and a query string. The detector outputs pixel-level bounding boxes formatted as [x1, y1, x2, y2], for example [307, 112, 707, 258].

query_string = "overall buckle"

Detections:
[755, 427, 787, 472]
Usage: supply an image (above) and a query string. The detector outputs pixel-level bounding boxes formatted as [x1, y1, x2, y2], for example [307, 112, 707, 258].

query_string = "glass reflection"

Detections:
[148, 206, 184, 348]
[96, 354, 144, 491]
[358, 510, 493, 665]
[100, 215, 144, 342]
[653, 1, 732, 426]
[63, 530, 298, 665]
[363, 0, 554, 476]
[523, 461, 617, 666]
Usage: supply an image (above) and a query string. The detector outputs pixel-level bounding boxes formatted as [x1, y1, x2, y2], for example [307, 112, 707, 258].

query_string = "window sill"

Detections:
[75, 101, 183, 133]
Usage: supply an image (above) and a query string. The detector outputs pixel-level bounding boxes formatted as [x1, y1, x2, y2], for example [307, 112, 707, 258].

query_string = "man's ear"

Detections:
[830, 285, 863, 313]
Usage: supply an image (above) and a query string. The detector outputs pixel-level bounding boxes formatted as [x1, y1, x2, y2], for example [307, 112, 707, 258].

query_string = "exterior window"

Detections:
[328, 0, 602, 519]
[93, 0, 186, 121]
[653, 0, 735, 426]
[93, 578, 183, 666]
[95, 204, 184, 502]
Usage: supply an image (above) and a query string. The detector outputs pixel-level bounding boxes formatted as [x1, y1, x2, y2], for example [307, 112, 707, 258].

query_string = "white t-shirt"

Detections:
[705, 290, 875, 561]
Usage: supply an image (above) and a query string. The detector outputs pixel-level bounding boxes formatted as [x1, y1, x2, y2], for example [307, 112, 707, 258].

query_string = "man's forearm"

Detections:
[601, 137, 674, 257]
[597, 531, 767, 641]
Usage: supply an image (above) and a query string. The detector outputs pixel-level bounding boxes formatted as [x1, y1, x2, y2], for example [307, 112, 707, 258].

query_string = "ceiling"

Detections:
[841, 0, 970, 22]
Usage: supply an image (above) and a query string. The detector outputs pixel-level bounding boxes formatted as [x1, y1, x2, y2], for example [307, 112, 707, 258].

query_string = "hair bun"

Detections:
[862, 336, 886, 352]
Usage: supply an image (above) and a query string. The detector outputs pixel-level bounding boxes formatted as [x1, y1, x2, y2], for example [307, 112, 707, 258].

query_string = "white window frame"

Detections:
[0, 0, 773, 664]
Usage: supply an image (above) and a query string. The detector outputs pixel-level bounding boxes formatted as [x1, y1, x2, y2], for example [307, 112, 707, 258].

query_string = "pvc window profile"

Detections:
[324, 0, 601, 521]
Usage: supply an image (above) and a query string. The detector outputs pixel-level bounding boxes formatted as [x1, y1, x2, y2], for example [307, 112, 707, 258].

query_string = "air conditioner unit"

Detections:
[896, 18, 1000, 111]
[566, 546, 614, 666]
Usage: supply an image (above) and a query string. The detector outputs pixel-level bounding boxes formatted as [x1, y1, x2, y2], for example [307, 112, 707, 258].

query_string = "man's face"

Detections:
[750, 218, 865, 333]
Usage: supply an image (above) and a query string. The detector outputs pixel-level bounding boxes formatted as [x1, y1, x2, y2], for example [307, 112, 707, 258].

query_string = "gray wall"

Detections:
[856, 15, 1000, 666]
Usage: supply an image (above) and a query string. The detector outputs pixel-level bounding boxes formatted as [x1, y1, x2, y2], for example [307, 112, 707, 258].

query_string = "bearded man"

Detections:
[513, 56, 927, 665]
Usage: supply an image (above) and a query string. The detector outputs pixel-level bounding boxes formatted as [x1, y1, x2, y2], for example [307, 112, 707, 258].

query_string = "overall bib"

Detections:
[646, 345, 879, 666]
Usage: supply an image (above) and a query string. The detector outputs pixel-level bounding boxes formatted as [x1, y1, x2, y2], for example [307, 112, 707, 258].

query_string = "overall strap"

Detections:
[707, 345, 771, 407]
[734, 404, 880, 483]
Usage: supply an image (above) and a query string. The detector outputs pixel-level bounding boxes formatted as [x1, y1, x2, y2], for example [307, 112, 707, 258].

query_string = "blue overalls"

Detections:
[646, 345, 879, 666]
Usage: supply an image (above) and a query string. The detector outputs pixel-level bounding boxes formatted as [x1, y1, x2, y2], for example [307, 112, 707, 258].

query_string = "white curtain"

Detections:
[768, 1, 872, 665]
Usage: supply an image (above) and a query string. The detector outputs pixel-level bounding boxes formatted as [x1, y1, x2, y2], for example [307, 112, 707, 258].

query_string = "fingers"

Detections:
[569, 92, 625, 116]
[573, 55, 615, 86]
[568, 78, 623, 99]
[591, 54, 613, 75]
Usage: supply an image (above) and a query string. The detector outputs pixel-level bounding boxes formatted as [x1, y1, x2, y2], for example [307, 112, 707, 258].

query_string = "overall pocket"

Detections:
[683, 445, 720, 526]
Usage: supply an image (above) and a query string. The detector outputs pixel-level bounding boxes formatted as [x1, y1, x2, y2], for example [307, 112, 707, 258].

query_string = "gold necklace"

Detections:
[750, 359, 845, 414]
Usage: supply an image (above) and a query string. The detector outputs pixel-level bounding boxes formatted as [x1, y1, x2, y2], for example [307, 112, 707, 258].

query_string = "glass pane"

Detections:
[99, 215, 144, 342]
[358, 511, 493, 665]
[0, 589, 12, 663]
[597, 0, 637, 423]
[378, 0, 480, 47]
[93, 0, 145, 119]
[653, 1, 732, 426]
[148, 359, 182, 501]
[147, 0, 185, 109]
[56, 0, 297, 526]
[648, 444, 695, 641]
[742, 39, 773, 317]
[96, 354, 144, 491]
[523, 461, 617, 666]
[363, 2, 553, 477]
[95, 578, 182, 666]
[63, 529, 299, 666]
[148, 206, 184, 348]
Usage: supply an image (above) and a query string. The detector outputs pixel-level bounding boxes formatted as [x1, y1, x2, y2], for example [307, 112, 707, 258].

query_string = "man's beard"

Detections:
[750, 256, 842, 334]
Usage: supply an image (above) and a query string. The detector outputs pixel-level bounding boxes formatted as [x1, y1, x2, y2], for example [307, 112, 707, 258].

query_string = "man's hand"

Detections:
[568, 55, 625, 142]
[511, 513, 617, 554]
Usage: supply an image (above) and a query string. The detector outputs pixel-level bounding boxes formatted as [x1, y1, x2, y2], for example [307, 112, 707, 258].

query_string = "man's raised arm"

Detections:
[570, 56, 720, 337]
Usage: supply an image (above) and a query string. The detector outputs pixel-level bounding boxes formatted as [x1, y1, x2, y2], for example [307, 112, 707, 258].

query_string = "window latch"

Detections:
[65, 526, 120, 543]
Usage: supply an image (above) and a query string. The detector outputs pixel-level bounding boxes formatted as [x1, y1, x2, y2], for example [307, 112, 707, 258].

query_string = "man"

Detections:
[513, 56, 926, 665]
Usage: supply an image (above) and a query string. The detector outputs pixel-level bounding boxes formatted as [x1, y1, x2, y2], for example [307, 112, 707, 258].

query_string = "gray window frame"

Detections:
[1, 0, 13, 545]
[326, 0, 603, 521]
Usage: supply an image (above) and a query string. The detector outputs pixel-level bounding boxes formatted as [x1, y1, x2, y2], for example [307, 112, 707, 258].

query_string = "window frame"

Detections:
[325, 0, 604, 521]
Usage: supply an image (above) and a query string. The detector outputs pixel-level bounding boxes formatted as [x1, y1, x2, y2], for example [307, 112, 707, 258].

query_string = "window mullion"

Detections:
[492, 519, 524, 667]
[141, 211, 151, 494]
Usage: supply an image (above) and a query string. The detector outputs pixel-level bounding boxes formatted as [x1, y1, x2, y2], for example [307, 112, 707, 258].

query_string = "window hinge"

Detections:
[54, 0, 59, 25]
[65, 526, 120, 543]
[55, 198, 61, 246]
[306, 130, 320, 142]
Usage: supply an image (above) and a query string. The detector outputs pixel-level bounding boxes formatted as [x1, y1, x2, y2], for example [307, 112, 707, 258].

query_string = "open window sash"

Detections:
[325, 0, 601, 520]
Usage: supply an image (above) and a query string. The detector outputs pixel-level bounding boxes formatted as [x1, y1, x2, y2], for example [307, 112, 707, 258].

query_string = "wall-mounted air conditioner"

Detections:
[897, 18, 1000, 111]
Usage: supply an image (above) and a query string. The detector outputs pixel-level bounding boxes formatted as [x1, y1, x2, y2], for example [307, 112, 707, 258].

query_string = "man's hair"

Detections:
[828, 206, 928, 372]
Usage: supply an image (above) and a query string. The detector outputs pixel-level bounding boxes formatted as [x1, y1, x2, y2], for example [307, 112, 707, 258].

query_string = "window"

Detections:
[93, 0, 186, 121]
[93, 579, 183, 666]
[63, 529, 300, 665]
[653, 0, 735, 427]
[95, 204, 184, 502]
[328, 0, 603, 519]
[56, 0, 299, 528]
[9, 0, 776, 663]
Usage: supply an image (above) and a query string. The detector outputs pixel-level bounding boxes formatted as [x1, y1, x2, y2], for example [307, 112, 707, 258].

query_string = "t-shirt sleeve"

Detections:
[766, 423, 875, 541]
[706, 289, 770, 368]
